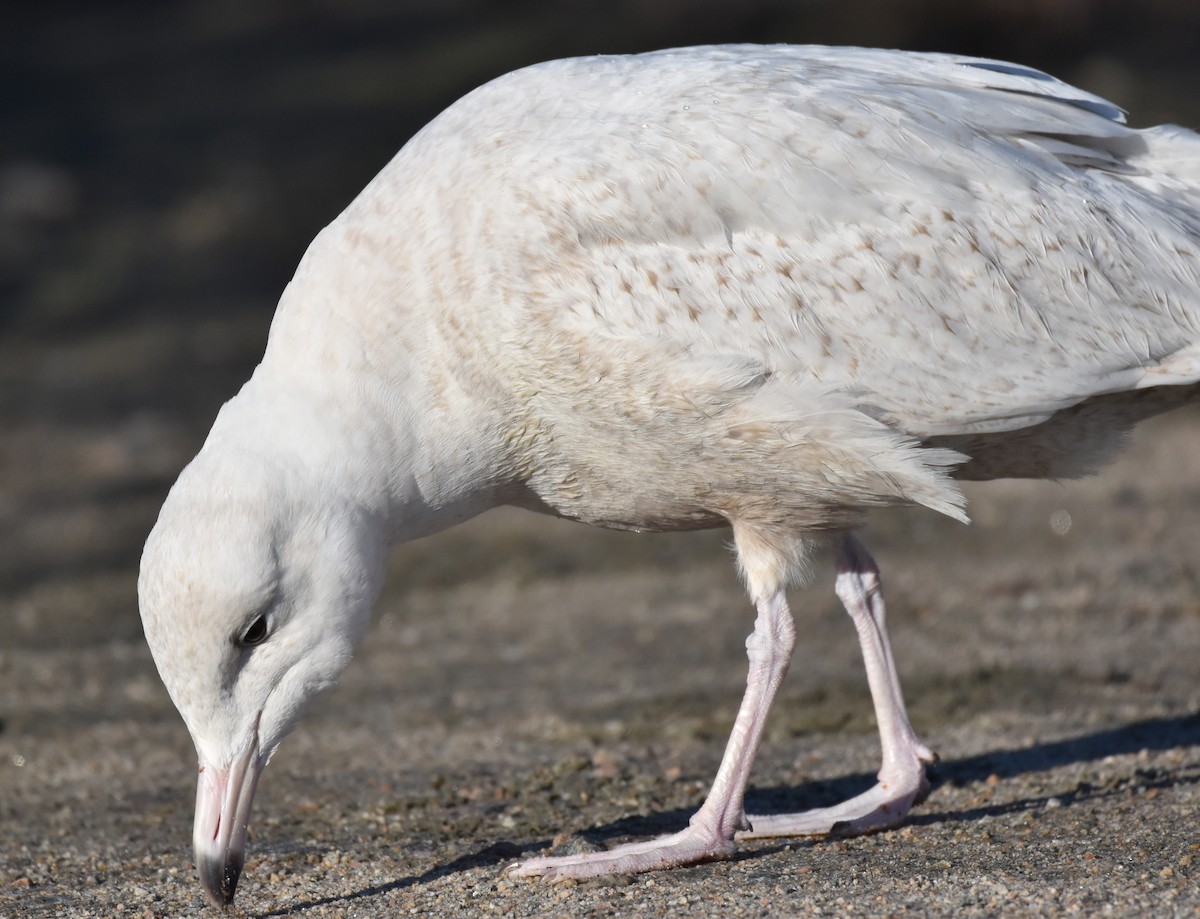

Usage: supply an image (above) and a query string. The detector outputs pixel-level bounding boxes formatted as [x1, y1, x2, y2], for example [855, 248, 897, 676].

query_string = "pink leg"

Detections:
[740, 534, 936, 838]
[507, 589, 796, 881]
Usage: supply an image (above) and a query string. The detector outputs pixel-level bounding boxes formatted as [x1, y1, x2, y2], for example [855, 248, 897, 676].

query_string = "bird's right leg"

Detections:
[507, 585, 796, 881]
[740, 533, 936, 838]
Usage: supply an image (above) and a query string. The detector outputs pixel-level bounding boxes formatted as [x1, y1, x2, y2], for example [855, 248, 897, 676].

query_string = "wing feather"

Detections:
[361, 46, 1200, 438]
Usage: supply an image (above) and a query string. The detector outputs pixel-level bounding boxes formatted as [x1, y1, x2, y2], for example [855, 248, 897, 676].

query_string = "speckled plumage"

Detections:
[139, 45, 1200, 902]
[289, 45, 1200, 545]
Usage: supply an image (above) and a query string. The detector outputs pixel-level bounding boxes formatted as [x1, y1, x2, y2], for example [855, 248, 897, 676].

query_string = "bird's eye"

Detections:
[239, 615, 269, 647]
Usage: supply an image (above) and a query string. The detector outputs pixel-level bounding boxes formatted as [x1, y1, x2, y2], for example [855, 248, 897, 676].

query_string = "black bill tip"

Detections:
[198, 849, 244, 909]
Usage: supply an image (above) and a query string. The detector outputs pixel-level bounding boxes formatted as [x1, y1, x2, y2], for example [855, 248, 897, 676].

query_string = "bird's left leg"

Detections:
[507, 587, 796, 881]
[740, 533, 935, 838]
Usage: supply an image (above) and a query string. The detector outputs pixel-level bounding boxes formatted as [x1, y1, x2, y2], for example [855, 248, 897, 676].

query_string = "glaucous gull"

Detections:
[138, 45, 1200, 905]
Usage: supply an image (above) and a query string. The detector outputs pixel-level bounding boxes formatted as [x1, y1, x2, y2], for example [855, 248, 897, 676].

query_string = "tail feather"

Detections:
[1137, 124, 1200, 203]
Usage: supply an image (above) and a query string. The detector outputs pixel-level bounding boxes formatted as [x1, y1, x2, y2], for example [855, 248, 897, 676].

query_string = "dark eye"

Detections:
[239, 615, 269, 647]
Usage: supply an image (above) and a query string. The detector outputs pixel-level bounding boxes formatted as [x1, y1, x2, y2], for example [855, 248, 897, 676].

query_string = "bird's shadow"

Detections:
[253, 839, 534, 918]
[746, 710, 1200, 828]
[260, 711, 1199, 915]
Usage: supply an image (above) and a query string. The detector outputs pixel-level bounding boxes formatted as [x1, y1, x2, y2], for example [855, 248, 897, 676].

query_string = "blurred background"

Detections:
[4, 2, 1200, 912]
[4, 0, 1200, 656]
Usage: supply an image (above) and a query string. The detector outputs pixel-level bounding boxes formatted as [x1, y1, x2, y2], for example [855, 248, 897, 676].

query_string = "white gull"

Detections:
[137, 44, 1200, 906]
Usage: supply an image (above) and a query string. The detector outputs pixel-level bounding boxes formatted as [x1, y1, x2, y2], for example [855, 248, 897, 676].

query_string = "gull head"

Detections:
[138, 443, 386, 907]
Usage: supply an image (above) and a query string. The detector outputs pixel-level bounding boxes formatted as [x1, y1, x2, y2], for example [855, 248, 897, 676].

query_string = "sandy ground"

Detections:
[3, 411, 1199, 917]
[4, 4, 1200, 917]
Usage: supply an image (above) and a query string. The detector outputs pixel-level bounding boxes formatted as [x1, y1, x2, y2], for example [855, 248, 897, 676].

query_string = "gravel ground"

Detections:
[3, 414, 1199, 917]
[4, 4, 1200, 917]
